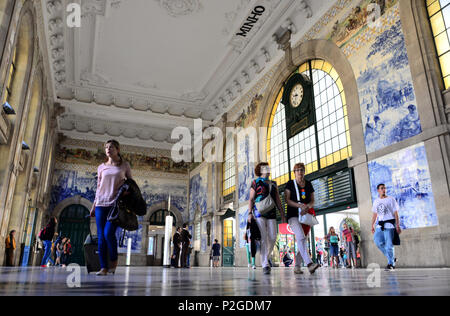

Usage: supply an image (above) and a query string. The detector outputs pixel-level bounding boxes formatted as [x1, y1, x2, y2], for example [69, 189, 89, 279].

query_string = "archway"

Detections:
[58, 204, 90, 266]
[0, 4, 35, 240]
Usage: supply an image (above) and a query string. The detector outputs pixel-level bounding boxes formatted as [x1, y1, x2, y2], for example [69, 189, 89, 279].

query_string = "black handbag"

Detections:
[110, 200, 139, 231]
[393, 229, 401, 246]
[107, 184, 139, 231]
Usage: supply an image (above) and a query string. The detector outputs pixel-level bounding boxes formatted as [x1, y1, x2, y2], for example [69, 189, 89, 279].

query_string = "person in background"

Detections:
[371, 183, 402, 271]
[284, 162, 320, 275]
[4, 230, 16, 266]
[244, 213, 261, 269]
[50, 233, 59, 266]
[180, 224, 192, 268]
[248, 162, 286, 275]
[172, 227, 182, 268]
[212, 239, 221, 268]
[55, 237, 66, 267]
[326, 227, 340, 268]
[40, 217, 57, 267]
[283, 251, 294, 267]
[342, 223, 357, 269]
[63, 238, 73, 266]
[90, 139, 132, 276]
[187, 242, 193, 268]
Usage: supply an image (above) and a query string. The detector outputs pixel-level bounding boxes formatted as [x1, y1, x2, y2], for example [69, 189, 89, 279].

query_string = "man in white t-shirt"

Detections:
[371, 183, 402, 271]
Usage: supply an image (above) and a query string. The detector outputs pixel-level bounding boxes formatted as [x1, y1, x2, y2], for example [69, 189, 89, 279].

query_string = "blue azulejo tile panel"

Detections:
[238, 206, 250, 248]
[51, 169, 188, 221]
[189, 166, 208, 220]
[351, 15, 421, 153]
[368, 143, 438, 230]
[116, 225, 143, 254]
[238, 135, 255, 203]
[50, 170, 97, 212]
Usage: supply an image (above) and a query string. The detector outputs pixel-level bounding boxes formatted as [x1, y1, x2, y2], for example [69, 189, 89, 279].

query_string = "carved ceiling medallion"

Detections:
[155, 0, 203, 18]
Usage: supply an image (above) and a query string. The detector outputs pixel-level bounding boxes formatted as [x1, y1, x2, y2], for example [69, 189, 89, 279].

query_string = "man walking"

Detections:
[180, 224, 192, 268]
[172, 227, 182, 268]
[371, 183, 402, 271]
[212, 239, 221, 268]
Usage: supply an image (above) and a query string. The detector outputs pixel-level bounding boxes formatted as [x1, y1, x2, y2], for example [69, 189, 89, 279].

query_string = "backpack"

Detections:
[39, 227, 47, 240]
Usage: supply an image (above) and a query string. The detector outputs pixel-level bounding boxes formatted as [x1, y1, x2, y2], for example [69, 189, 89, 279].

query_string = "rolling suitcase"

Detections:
[84, 233, 114, 273]
[84, 234, 101, 273]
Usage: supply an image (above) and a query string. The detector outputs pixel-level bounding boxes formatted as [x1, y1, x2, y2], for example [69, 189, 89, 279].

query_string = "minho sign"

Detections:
[235, 6, 266, 37]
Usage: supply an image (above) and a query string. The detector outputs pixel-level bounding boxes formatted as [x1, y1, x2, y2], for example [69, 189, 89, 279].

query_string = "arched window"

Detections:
[149, 209, 176, 227]
[2, 47, 17, 105]
[426, 0, 450, 89]
[222, 132, 235, 196]
[267, 59, 352, 185]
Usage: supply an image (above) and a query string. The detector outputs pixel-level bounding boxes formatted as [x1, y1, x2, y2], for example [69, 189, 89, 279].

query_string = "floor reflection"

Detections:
[0, 266, 448, 296]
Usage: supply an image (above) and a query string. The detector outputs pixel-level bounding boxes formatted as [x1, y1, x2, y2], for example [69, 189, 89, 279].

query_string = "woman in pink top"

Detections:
[90, 140, 132, 276]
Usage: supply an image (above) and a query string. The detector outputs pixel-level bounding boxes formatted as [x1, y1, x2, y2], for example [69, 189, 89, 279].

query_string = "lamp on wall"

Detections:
[22, 141, 30, 150]
[2, 102, 16, 115]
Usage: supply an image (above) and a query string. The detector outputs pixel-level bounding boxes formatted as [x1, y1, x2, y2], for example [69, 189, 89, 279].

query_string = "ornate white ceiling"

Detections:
[39, 0, 334, 150]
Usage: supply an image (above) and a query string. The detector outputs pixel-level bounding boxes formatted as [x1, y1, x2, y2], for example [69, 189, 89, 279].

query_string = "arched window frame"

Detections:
[267, 59, 352, 186]
[426, 0, 450, 90]
[222, 132, 235, 196]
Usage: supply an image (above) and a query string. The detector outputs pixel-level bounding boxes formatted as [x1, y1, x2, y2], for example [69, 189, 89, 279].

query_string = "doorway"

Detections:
[222, 218, 235, 267]
[58, 204, 90, 265]
[310, 208, 360, 266]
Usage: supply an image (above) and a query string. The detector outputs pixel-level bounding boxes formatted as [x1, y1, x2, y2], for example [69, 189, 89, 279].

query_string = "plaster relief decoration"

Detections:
[155, 0, 203, 18]
[368, 143, 438, 230]
[81, 0, 121, 18]
[189, 165, 208, 220]
[80, 70, 110, 86]
[238, 206, 249, 248]
[238, 135, 255, 203]
[328, 0, 421, 153]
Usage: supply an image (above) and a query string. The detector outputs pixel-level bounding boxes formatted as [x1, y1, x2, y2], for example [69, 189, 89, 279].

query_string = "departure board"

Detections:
[310, 168, 355, 211]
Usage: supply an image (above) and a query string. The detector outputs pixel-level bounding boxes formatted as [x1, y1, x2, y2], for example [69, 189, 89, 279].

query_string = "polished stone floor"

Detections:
[0, 266, 449, 296]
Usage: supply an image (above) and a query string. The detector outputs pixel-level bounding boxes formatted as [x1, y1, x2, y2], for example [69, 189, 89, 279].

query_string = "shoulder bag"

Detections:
[294, 179, 319, 226]
[254, 180, 276, 216]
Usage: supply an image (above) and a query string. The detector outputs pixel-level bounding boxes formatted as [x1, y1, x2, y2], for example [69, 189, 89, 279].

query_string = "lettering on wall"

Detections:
[235, 6, 266, 37]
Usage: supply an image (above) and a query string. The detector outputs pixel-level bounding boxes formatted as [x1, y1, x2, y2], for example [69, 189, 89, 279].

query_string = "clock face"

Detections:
[290, 83, 304, 108]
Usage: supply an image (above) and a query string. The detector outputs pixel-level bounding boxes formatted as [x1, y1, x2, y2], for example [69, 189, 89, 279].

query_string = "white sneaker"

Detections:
[252, 265, 256, 270]
[248, 264, 252, 268]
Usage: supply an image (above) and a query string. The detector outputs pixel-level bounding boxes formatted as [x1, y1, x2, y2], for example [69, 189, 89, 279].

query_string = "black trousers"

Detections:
[173, 246, 181, 267]
[181, 244, 189, 267]
[5, 248, 14, 266]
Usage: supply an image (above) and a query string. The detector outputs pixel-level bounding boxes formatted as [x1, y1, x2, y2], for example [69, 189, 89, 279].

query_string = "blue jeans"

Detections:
[41, 240, 54, 266]
[374, 227, 395, 266]
[95, 206, 118, 269]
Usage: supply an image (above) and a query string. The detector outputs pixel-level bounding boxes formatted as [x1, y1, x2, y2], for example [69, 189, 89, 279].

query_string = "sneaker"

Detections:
[252, 265, 256, 270]
[263, 267, 271, 275]
[248, 264, 252, 268]
[385, 264, 395, 271]
[307, 263, 320, 274]
[268, 259, 273, 267]
[40, 265, 47, 268]
[294, 266, 303, 274]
